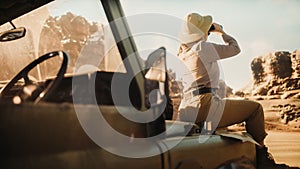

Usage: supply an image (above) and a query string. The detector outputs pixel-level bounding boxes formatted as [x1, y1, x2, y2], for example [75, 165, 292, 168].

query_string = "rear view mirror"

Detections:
[145, 47, 166, 82]
[0, 27, 26, 42]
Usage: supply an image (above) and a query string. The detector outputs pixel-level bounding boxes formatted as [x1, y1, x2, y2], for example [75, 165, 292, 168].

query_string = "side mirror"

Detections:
[0, 27, 26, 42]
[145, 47, 166, 82]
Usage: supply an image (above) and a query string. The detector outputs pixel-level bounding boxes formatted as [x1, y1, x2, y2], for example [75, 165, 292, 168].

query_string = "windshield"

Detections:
[0, 0, 125, 82]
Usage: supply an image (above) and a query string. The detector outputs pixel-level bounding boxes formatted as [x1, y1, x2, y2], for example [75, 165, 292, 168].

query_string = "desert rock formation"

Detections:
[236, 49, 300, 98]
[236, 49, 300, 124]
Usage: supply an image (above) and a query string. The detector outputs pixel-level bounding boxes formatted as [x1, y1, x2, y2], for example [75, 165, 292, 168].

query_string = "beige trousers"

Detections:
[178, 93, 268, 143]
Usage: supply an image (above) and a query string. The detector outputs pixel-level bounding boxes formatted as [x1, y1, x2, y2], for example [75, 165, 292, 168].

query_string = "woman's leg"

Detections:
[219, 98, 268, 143]
[199, 94, 267, 143]
[192, 94, 290, 168]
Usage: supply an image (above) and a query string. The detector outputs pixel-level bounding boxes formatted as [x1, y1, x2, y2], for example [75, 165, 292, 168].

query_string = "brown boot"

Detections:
[256, 146, 289, 169]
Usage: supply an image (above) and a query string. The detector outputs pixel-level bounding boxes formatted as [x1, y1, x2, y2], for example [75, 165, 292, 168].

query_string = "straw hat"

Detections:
[178, 13, 213, 44]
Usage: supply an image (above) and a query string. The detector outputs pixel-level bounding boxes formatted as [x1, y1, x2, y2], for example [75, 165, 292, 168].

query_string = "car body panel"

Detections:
[164, 136, 256, 169]
[0, 102, 256, 169]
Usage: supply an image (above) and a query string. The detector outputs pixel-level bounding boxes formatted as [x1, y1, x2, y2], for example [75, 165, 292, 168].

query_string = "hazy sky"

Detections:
[51, 0, 300, 90]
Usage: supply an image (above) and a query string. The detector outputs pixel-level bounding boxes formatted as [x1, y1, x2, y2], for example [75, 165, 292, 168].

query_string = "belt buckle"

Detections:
[184, 91, 193, 100]
[192, 89, 199, 96]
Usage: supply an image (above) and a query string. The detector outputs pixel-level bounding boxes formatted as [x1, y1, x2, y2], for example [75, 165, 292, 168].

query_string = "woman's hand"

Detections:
[212, 23, 226, 35]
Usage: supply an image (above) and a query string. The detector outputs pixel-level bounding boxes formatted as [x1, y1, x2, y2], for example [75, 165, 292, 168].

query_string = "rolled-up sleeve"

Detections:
[213, 34, 241, 59]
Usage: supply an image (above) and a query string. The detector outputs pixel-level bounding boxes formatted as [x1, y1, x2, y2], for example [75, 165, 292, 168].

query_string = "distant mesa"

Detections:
[236, 49, 300, 99]
[234, 49, 300, 125]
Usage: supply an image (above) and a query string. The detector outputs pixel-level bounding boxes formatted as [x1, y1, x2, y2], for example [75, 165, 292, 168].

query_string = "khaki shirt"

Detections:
[178, 34, 240, 92]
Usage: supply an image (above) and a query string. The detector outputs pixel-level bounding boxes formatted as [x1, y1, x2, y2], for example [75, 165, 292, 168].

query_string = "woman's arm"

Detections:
[210, 23, 241, 59]
[213, 33, 241, 59]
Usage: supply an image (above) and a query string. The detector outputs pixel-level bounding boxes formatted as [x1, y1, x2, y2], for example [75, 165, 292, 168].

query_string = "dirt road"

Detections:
[265, 131, 300, 167]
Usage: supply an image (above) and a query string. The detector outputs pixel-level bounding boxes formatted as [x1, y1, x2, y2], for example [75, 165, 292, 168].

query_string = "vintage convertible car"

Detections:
[0, 0, 256, 168]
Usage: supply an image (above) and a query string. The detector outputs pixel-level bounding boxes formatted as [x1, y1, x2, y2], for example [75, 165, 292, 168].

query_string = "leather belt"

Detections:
[184, 87, 215, 100]
[192, 87, 215, 96]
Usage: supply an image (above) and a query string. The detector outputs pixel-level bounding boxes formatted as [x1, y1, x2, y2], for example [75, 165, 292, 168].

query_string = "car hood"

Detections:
[0, 0, 53, 25]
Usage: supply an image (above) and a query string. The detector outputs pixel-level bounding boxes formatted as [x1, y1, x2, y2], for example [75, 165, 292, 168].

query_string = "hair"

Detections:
[177, 44, 189, 56]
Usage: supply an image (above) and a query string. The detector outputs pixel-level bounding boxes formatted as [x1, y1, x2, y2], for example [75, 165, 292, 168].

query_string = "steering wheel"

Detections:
[0, 51, 69, 104]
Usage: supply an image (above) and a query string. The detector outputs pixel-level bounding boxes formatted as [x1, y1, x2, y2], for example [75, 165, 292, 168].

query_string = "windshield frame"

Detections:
[101, 0, 147, 110]
[0, 0, 53, 25]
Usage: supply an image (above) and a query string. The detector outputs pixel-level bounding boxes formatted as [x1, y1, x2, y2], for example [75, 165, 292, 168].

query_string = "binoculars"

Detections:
[209, 24, 223, 32]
